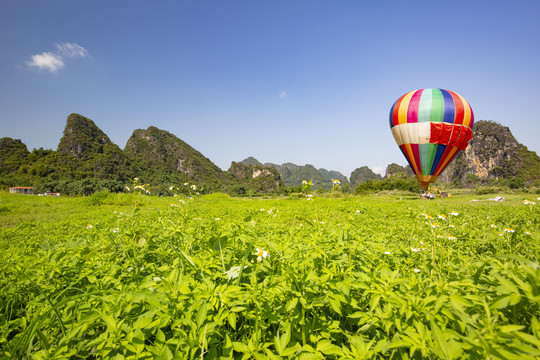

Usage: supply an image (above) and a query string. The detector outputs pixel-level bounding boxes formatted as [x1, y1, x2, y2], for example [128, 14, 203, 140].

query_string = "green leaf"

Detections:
[316, 339, 344, 356]
[232, 342, 250, 353]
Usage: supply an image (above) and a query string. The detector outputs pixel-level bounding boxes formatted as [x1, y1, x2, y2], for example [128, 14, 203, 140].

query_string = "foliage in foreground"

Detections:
[0, 192, 539, 359]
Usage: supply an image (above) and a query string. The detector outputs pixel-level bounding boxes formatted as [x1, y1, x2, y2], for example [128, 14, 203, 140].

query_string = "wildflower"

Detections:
[134, 177, 139, 181]
[302, 180, 307, 185]
[191, 184, 197, 190]
[525, 231, 532, 236]
[523, 200, 536, 205]
[125, 186, 130, 191]
[332, 179, 340, 185]
[449, 224, 455, 228]
[411, 247, 419, 252]
[384, 251, 391, 255]
[215, 218, 220, 221]
[447, 236, 457, 240]
[196, 192, 200, 195]
[87, 224, 93, 229]
[431, 223, 439, 228]
[179, 199, 185, 204]
[498, 233, 503, 237]
[255, 248, 269, 262]
[184, 182, 189, 186]
[356, 210, 361, 215]
[113, 228, 119, 233]
[414, 268, 421, 273]
[438, 214, 447, 221]
[437, 235, 444, 239]
[491, 224, 497, 228]
[169, 186, 174, 191]
[503, 228, 514, 233]
[451, 211, 459, 216]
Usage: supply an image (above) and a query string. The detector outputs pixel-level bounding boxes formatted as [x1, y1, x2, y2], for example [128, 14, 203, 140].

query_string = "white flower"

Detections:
[384, 251, 391, 255]
[255, 248, 269, 262]
[525, 231, 532, 236]
[125, 186, 130, 191]
[451, 211, 459, 216]
[447, 236, 457, 240]
[134, 177, 139, 181]
[184, 182, 189, 186]
[169, 186, 174, 191]
[414, 268, 421, 273]
[215, 218, 220, 221]
[438, 214, 447, 221]
[86, 224, 93, 229]
[411, 247, 419, 252]
[302, 180, 307, 185]
[113, 228, 119, 233]
[503, 228, 515, 233]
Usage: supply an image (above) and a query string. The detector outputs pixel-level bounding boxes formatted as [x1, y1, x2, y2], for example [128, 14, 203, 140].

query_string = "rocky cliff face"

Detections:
[227, 161, 283, 193]
[124, 126, 227, 189]
[57, 113, 132, 179]
[439, 120, 540, 184]
[58, 113, 114, 160]
[349, 166, 382, 190]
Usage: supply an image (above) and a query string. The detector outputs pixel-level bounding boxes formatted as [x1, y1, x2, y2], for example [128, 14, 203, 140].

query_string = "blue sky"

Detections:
[1, 1, 539, 178]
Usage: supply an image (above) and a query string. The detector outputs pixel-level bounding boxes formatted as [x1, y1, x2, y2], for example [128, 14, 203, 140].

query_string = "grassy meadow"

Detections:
[0, 189, 539, 359]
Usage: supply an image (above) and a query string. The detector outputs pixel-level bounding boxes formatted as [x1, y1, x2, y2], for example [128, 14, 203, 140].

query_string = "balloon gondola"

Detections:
[389, 88, 474, 189]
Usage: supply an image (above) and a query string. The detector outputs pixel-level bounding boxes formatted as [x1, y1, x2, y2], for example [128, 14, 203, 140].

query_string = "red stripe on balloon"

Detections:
[406, 90, 423, 123]
[392, 94, 405, 127]
[448, 90, 464, 125]
[410, 143, 421, 175]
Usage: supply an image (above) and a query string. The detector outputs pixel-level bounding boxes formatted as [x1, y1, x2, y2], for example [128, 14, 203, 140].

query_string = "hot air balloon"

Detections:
[389, 88, 474, 189]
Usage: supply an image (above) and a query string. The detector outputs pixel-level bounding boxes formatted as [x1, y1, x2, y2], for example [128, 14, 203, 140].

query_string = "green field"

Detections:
[1, 190, 539, 359]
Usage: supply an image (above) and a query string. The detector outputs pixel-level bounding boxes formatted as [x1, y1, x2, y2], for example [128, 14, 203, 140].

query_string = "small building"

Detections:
[9, 186, 35, 195]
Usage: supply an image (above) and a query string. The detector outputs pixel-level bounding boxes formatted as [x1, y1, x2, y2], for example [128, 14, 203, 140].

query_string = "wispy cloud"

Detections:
[278, 91, 287, 99]
[27, 42, 88, 73]
[55, 42, 88, 58]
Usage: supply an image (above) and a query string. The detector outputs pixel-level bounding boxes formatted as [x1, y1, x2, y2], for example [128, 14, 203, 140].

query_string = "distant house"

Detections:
[9, 186, 35, 195]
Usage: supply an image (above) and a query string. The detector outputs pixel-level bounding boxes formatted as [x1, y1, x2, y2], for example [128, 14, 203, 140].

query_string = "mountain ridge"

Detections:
[1, 114, 539, 194]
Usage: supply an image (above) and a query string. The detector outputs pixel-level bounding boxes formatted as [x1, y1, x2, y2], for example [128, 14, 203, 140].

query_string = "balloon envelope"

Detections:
[389, 88, 474, 189]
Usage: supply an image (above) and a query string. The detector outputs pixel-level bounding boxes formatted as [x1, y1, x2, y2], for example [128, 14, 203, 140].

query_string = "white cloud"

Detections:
[55, 42, 88, 58]
[26, 52, 64, 73]
[27, 42, 88, 73]
[278, 91, 287, 99]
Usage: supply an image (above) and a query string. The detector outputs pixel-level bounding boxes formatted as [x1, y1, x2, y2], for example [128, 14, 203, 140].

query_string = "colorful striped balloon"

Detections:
[389, 88, 474, 189]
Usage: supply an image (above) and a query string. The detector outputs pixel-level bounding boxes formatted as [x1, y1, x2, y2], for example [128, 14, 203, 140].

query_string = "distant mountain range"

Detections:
[1, 114, 539, 195]
[238, 157, 349, 190]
